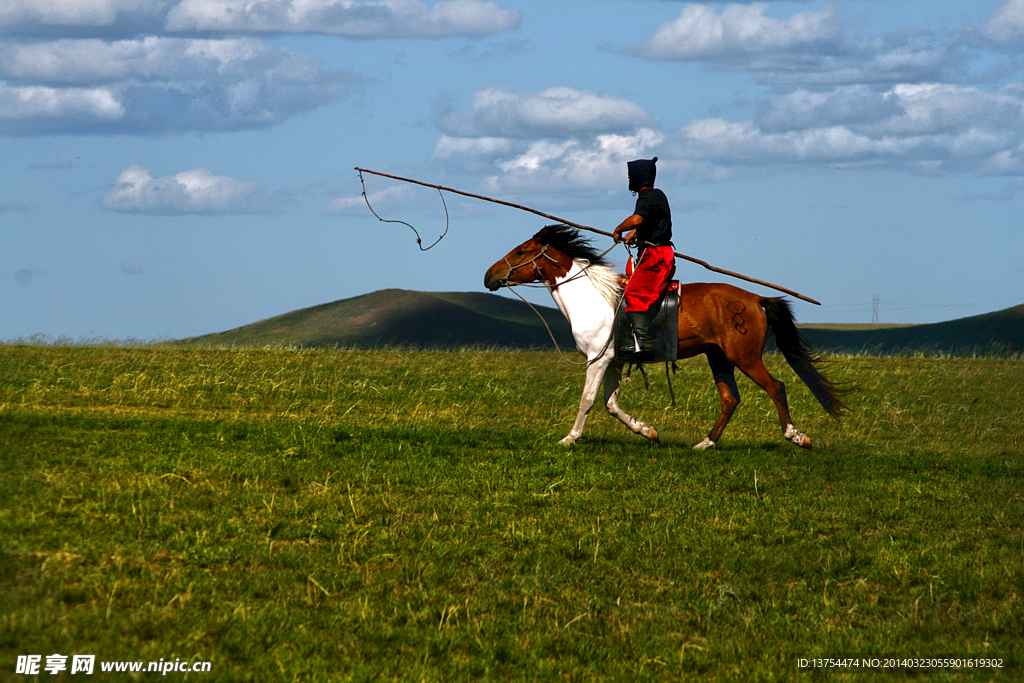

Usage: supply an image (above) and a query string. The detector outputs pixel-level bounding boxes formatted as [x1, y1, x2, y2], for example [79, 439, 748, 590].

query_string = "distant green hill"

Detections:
[795, 302, 1024, 356]
[177, 289, 575, 349]
[177, 290, 1023, 356]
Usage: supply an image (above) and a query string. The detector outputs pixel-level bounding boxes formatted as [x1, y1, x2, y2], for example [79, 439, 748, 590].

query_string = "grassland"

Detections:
[1, 346, 1022, 681]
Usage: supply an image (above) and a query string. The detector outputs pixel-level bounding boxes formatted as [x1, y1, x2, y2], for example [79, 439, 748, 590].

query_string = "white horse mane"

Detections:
[572, 258, 622, 310]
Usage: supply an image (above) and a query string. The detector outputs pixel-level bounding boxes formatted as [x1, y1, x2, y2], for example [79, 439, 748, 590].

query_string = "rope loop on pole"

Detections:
[357, 169, 449, 251]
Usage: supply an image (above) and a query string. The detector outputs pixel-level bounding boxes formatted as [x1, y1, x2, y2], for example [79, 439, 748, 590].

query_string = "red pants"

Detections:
[625, 246, 675, 312]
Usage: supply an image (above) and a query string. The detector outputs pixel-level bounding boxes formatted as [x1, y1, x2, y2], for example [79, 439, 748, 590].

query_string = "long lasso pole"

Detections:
[354, 167, 821, 306]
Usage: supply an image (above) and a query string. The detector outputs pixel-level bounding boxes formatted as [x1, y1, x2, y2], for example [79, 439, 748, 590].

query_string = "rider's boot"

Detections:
[627, 310, 657, 362]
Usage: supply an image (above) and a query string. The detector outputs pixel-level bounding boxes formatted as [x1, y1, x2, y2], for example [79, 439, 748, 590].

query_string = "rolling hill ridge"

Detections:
[178, 289, 1024, 355]
[179, 289, 575, 350]
[797, 302, 1023, 355]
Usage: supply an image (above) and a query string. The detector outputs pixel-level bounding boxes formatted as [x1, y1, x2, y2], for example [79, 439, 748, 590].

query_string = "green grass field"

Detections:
[1, 346, 1021, 681]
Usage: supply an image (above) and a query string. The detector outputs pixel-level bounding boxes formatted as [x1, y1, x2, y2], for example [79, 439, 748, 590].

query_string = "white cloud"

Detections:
[681, 118, 886, 164]
[431, 135, 514, 175]
[678, 83, 1024, 176]
[641, 3, 840, 61]
[763, 32, 966, 87]
[833, 32, 962, 86]
[0, 37, 261, 84]
[428, 87, 664, 196]
[432, 135, 511, 158]
[0, 0, 520, 39]
[438, 87, 655, 139]
[884, 84, 1024, 137]
[325, 184, 414, 215]
[983, 0, 1024, 45]
[637, 3, 965, 87]
[0, 82, 124, 132]
[0, 0, 162, 31]
[0, 37, 358, 135]
[103, 165, 286, 214]
[483, 128, 665, 194]
[164, 0, 521, 38]
[616, 3, 1024, 182]
[431, 79, 1024, 196]
[753, 87, 899, 133]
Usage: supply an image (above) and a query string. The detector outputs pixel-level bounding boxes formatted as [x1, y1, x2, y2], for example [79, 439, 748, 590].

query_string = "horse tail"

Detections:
[760, 297, 852, 419]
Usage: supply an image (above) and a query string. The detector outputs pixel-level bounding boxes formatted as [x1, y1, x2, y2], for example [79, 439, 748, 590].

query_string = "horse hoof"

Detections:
[648, 427, 660, 443]
[693, 438, 716, 450]
[558, 435, 576, 446]
[785, 424, 811, 450]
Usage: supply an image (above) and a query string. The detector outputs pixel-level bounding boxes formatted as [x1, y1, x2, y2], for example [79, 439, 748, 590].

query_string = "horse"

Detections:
[483, 224, 851, 449]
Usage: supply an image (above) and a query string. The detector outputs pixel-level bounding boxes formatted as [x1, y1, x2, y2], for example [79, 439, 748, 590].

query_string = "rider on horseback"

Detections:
[612, 157, 675, 361]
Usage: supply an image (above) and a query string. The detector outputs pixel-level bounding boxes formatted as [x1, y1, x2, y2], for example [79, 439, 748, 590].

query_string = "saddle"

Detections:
[614, 279, 680, 362]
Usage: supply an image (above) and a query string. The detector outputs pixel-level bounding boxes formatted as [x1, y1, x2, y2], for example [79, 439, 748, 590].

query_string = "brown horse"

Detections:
[484, 225, 851, 449]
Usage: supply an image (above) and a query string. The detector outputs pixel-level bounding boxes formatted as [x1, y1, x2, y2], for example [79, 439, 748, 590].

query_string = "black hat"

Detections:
[627, 156, 657, 192]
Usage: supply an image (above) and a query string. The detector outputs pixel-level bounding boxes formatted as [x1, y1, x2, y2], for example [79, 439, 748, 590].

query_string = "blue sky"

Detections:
[2, 0, 1023, 341]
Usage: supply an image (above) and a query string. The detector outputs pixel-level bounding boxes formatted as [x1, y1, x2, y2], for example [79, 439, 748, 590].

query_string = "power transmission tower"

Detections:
[872, 294, 879, 326]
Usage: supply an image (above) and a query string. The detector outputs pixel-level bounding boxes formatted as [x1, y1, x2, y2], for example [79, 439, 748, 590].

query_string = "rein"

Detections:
[501, 242, 619, 291]
[500, 241, 622, 367]
[496, 244, 560, 288]
[504, 287, 591, 366]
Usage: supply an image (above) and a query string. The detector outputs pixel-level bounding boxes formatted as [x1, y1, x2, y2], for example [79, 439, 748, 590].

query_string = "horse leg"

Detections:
[737, 357, 812, 449]
[603, 362, 660, 442]
[694, 347, 740, 450]
[558, 356, 612, 445]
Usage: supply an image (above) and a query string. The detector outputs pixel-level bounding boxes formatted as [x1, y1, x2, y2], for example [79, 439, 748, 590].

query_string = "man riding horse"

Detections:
[612, 157, 675, 361]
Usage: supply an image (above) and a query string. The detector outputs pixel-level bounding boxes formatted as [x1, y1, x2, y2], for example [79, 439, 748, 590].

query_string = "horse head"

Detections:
[484, 226, 574, 291]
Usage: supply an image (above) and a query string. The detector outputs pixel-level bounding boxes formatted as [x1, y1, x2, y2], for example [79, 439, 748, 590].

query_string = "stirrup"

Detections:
[617, 331, 640, 359]
[632, 344, 655, 362]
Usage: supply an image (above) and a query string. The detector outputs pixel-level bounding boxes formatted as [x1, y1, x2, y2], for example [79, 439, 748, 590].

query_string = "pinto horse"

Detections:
[484, 225, 850, 449]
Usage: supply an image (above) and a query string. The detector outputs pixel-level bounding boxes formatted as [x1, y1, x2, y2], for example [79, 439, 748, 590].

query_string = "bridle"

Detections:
[494, 240, 625, 366]
[495, 244, 563, 288]
[499, 240, 620, 292]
